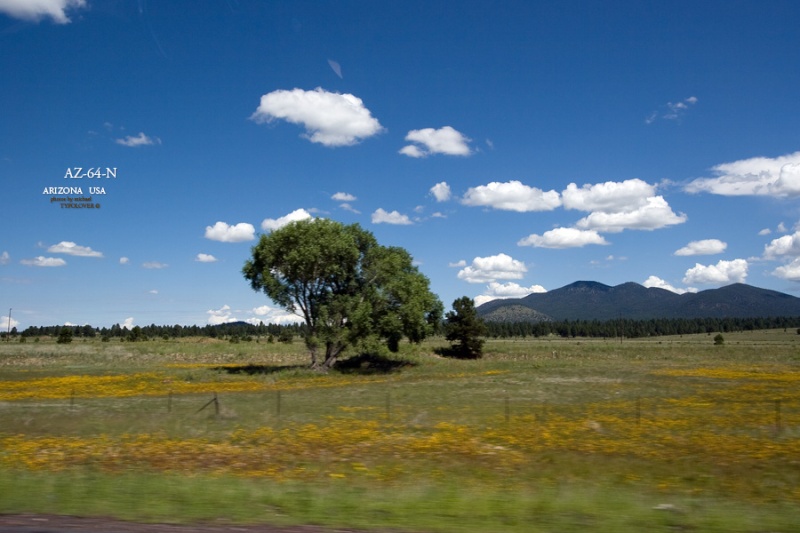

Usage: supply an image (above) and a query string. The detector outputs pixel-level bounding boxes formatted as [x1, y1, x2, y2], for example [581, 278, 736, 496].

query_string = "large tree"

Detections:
[243, 219, 442, 370]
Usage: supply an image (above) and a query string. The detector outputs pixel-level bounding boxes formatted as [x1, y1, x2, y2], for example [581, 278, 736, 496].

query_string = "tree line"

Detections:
[13, 322, 307, 342]
[484, 315, 800, 339]
[10, 314, 800, 344]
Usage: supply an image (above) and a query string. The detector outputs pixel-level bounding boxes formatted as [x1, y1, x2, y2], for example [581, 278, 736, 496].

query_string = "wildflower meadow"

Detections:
[1, 330, 799, 532]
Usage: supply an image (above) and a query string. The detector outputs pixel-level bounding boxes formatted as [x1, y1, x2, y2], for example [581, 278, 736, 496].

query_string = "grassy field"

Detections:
[1, 330, 799, 532]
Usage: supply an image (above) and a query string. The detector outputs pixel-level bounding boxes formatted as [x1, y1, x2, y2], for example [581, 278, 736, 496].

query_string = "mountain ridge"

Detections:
[476, 281, 800, 322]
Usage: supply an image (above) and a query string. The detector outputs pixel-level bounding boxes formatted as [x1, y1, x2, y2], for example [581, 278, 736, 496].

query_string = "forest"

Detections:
[8, 315, 800, 342]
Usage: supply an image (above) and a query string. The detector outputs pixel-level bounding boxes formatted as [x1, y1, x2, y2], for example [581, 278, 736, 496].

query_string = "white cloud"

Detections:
[209, 304, 302, 326]
[0, 251, 9, 265]
[119, 257, 129, 265]
[2, 314, 19, 330]
[475, 281, 547, 305]
[473, 295, 496, 307]
[682, 259, 749, 285]
[645, 96, 698, 124]
[371, 208, 412, 225]
[47, 241, 103, 258]
[562, 179, 655, 213]
[398, 145, 425, 158]
[772, 163, 800, 195]
[449, 260, 467, 268]
[559, 179, 685, 233]
[205, 221, 256, 242]
[575, 196, 687, 233]
[772, 258, 800, 281]
[121, 317, 135, 330]
[457, 253, 527, 283]
[250, 87, 383, 147]
[249, 304, 302, 325]
[663, 96, 698, 120]
[642, 275, 697, 294]
[115, 132, 160, 147]
[590, 254, 627, 266]
[252, 305, 272, 316]
[256, 313, 302, 325]
[332, 192, 356, 202]
[142, 261, 168, 269]
[0, 0, 86, 24]
[261, 209, 312, 231]
[462, 180, 561, 212]
[674, 239, 727, 256]
[430, 182, 452, 202]
[763, 231, 800, 259]
[685, 151, 800, 197]
[400, 126, 472, 157]
[518, 227, 609, 249]
[195, 253, 218, 263]
[21, 256, 66, 267]
[207, 305, 235, 325]
[487, 281, 547, 297]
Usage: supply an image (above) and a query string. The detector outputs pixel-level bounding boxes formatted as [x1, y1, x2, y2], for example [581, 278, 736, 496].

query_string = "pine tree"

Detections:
[56, 326, 73, 344]
[444, 297, 487, 359]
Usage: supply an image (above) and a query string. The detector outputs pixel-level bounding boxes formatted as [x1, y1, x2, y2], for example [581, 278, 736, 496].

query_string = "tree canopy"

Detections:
[242, 219, 443, 369]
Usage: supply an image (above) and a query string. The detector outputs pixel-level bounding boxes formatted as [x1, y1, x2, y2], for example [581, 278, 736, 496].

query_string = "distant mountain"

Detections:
[476, 304, 553, 324]
[477, 281, 800, 322]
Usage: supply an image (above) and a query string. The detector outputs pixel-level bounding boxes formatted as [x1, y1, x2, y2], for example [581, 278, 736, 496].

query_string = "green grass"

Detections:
[3, 470, 799, 532]
[1, 331, 800, 532]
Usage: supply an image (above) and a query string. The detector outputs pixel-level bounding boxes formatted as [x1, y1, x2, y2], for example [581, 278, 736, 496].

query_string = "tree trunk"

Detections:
[318, 342, 345, 371]
[308, 345, 318, 368]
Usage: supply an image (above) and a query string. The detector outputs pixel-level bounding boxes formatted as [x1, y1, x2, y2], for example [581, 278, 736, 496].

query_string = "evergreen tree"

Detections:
[444, 297, 487, 359]
[56, 326, 73, 344]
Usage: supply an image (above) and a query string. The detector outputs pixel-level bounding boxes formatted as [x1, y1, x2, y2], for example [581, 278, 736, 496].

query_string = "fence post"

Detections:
[196, 392, 220, 417]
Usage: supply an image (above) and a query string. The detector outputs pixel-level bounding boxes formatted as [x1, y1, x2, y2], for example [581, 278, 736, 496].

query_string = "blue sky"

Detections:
[3, 0, 800, 330]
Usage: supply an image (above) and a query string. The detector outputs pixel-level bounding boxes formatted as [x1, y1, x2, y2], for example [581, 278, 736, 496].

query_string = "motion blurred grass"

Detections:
[1, 331, 799, 532]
